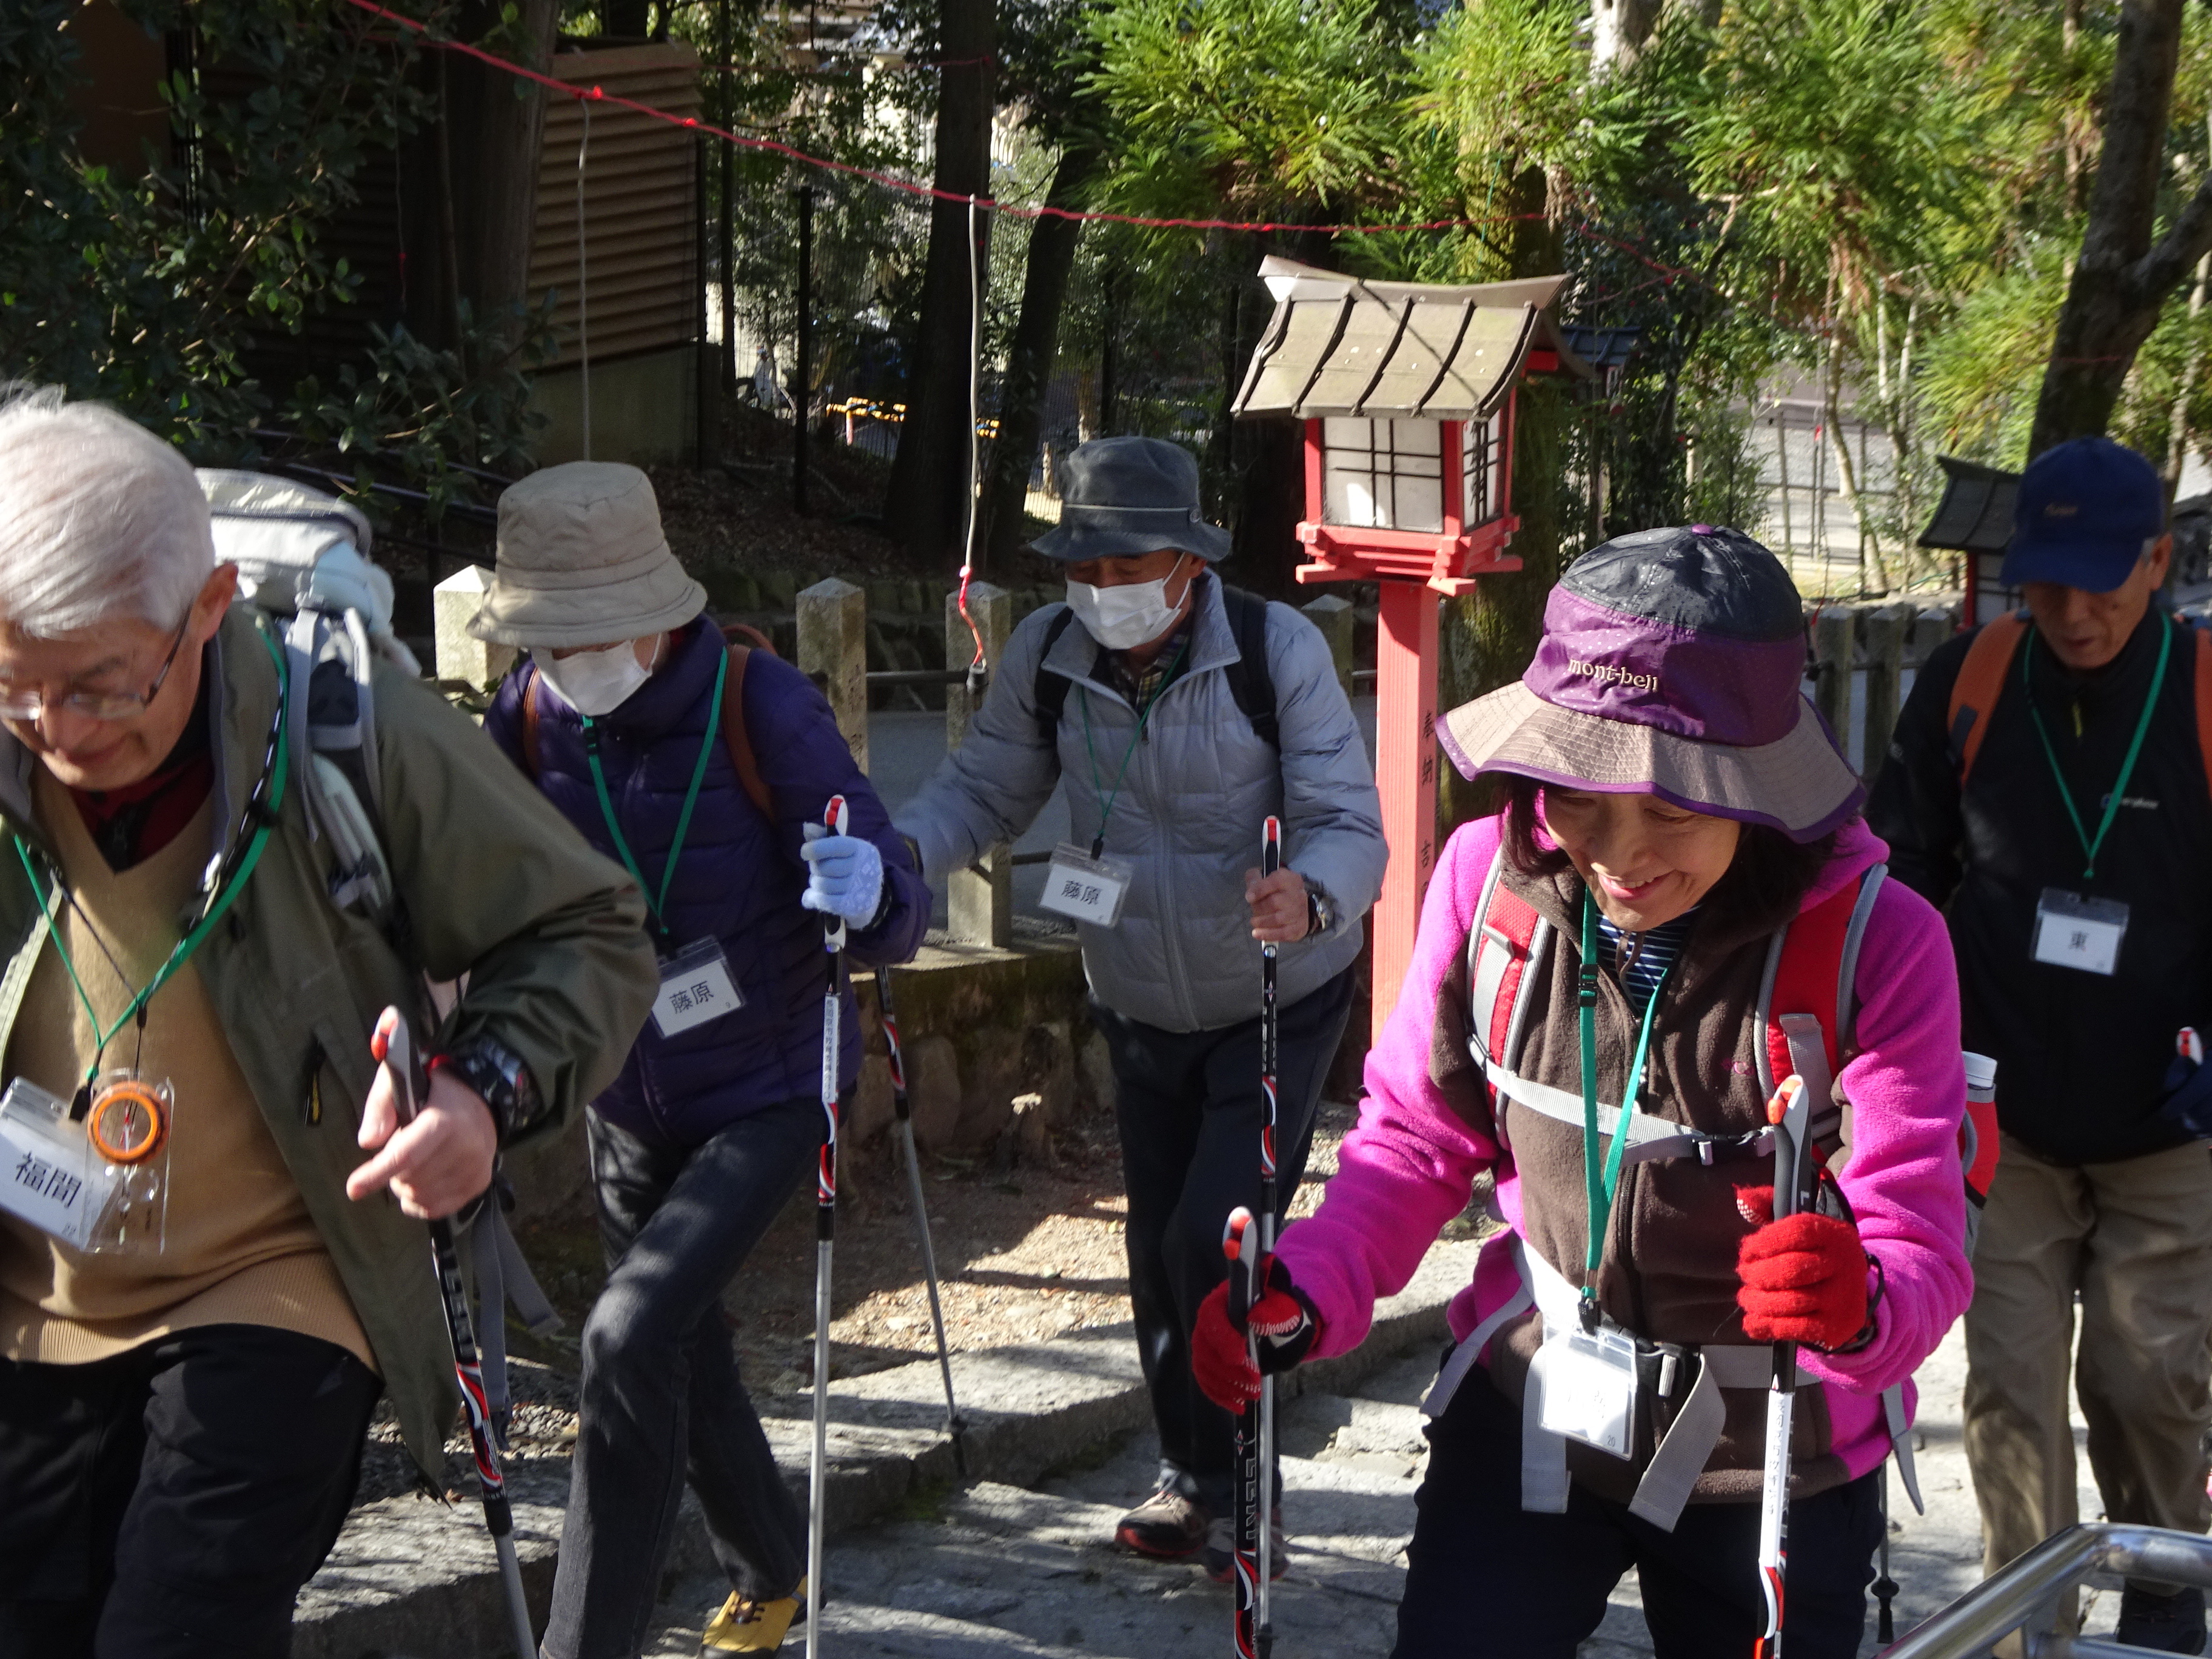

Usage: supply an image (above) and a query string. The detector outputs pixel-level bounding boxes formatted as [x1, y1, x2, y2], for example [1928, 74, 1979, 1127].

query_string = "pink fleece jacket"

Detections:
[1275, 813, 1972, 1483]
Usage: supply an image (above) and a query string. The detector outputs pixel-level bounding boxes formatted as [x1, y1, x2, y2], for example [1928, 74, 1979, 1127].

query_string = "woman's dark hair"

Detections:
[1496, 773, 1840, 937]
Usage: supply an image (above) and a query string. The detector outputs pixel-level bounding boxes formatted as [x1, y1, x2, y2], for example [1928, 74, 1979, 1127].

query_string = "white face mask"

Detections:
[535, 639, 655, 717]
[1066, 560, 1197, 651]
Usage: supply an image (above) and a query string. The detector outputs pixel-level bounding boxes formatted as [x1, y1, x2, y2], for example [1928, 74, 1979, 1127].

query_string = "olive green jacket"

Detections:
[0, 608, 658, 1477]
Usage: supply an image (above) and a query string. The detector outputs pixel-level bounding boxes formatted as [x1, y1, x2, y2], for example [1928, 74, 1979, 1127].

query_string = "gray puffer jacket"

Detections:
[898, 575, 1386, 1033]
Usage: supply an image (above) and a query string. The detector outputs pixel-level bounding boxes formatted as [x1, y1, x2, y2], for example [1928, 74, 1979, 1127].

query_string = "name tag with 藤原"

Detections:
[1039, 842, 1133, 928]
[651, 938, 743, 1037]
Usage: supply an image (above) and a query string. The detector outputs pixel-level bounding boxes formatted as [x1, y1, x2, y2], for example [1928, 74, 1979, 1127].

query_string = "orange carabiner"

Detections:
[87, 1079, 167, 1165]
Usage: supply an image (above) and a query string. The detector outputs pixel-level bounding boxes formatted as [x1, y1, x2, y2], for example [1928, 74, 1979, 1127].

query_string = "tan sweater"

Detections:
[0, 771, 372, 1368]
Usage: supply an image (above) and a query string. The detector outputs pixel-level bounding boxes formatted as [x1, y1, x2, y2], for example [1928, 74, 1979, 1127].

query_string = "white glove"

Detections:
[800, 833, 885, 928]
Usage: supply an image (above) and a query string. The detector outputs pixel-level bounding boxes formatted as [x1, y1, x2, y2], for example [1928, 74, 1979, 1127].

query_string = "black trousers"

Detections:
[541, 1099, 819, 1659]
[1394, 1365, 1883, 1658]
[0, 1322, 381, 1659]
[1098, 965, 1355, 1513]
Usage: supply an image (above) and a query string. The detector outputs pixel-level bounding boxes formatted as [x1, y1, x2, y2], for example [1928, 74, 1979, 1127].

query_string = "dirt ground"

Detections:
[504, 1093, 1366, 1400]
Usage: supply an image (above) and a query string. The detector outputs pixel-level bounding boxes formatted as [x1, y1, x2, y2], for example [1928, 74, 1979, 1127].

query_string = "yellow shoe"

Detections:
[702, 1579, 806, 1654]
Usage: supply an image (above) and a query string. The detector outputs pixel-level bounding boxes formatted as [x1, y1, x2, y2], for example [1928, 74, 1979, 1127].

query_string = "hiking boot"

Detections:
[1202, 1512, 1288, 1583]
[2118, 1584, 2209, 1654]
[702, 1578, 806, 1654]
[1114, 1485, 1210, 1558]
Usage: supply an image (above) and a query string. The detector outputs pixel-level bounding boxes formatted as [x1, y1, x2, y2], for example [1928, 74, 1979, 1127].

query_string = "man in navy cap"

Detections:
[1872, 437, 2212, 1651]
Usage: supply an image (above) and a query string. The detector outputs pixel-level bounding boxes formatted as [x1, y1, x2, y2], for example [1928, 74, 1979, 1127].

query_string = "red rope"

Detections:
[340, 0, 1542, 237]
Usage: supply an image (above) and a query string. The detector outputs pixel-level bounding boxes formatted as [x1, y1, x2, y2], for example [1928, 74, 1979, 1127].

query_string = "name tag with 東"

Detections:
[651, 939, 744, 1037]
[0, 1078, 95, 1251]
[2032, 888, 2129, 977]
[1535, 1324, 1640, 1460]
[1039, 842, 1133, 928]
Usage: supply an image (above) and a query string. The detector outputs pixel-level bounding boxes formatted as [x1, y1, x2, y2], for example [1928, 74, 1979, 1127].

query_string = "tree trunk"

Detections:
[2031, 0, 2212, 456]
[982, 142, 1100, 571]
[1439, 164, 1569, 830]
[448, 0, 558, 344]
[886, 0, 996, 565]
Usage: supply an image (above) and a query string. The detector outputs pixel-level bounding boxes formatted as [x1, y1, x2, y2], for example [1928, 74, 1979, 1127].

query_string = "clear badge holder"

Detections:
[1039, 842, 1135, 928]
[0, 1073, 169, 1256]
[651, 937, 744, 1038]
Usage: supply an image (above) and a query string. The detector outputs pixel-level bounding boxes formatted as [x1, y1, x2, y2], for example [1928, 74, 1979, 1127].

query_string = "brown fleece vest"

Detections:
[1466, 864, 1852, 1506]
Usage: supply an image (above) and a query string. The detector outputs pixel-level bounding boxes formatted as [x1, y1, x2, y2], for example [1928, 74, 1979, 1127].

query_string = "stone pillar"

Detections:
[1812, 605, 1856, 751]
[798, 576, 868, 774]
[1860, 603, 1909, 785]
[432, 565, 515, 691]
[1302, 592, 1355, 702]
[947, 581, 1013, 947]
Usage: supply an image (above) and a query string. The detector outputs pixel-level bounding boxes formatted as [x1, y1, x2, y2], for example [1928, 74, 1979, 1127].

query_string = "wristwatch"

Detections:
[431, 1034, 545, 1144]
[1305, 885, 1334, 940]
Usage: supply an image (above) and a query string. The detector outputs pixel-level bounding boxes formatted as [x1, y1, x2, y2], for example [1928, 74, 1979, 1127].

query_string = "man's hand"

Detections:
[1244, 865, 1310, 942]
[346, 1065, 498, 1220]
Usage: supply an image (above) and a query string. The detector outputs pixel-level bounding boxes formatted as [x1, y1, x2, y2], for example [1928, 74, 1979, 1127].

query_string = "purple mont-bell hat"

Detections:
[1435, 525, 1863, 841]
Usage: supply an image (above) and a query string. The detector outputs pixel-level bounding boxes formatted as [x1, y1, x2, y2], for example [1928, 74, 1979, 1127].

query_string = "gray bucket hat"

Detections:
[468, 461, 706, 649]
[1031, 437, 1233, 563]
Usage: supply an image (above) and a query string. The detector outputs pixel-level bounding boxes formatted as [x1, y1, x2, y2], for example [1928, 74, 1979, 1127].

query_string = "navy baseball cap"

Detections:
[2000, 436, 2166, 592]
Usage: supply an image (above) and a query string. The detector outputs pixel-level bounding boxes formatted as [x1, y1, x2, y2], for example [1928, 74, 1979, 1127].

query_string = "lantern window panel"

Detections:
[1322, 417, 1444, 534]
[1461, 411, 1507, 526]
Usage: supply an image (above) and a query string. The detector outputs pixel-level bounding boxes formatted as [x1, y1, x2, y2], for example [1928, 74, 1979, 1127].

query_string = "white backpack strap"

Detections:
[340, 609, 383, 817]
[1836, 863, 1886, 1052]
[283, 610, 329, 846]
[1465, 848, 1509, 1066]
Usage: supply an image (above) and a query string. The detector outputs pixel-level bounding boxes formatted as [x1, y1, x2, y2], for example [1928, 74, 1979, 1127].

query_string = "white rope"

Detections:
[962, 193, 982, 586]
[576, 98, 592, 461]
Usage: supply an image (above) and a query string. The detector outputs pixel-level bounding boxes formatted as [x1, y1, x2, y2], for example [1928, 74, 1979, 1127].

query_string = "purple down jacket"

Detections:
[485, 618, 927, 1148]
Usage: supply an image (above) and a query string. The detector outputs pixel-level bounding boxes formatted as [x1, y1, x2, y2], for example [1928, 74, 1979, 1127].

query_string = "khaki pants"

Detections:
[1963, 1131, 2212, 1619]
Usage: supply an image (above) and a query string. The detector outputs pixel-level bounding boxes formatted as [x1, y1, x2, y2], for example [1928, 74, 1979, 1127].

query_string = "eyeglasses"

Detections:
[0, 614, 193, 723]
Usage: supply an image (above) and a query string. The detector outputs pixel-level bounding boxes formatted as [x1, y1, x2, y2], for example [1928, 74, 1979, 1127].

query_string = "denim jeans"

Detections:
[541, 1099, 820, 1659]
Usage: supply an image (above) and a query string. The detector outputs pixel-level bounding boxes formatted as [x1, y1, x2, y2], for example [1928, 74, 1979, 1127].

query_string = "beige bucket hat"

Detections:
[468, 461, 707, 649]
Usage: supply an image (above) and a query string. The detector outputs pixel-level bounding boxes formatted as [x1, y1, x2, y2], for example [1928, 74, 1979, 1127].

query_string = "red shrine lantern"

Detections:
[1234, 257, 1592, 1044]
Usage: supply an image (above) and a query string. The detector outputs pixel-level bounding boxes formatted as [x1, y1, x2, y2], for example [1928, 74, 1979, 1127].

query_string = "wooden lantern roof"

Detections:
[1232, 258, 1592, 421]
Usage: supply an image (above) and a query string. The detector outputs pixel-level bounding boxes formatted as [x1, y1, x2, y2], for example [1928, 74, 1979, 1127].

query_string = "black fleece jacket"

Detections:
[1867, 606, 2212, 1165]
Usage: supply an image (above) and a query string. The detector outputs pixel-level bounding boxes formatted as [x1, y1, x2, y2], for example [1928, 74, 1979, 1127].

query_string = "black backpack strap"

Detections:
[1218, 584, 1279, 748]
[1032, 605, 1080, 745]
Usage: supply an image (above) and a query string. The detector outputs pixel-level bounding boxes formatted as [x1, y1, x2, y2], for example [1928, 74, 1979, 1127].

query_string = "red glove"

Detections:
[1191, 1264, 1316, 1410]
[1735, 1185, 1870, 1350]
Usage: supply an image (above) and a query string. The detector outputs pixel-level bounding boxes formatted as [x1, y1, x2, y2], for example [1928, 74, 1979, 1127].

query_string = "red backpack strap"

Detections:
[520, 663, 545, 781]
[719, 643, 773, 820]
[1759, 866, 1887, 1159]
[1466, 850, 1547, 1073]
[1946, 611, 2029, 786]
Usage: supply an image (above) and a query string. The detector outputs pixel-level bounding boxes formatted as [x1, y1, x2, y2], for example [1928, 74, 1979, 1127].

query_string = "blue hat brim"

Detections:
[1031, 514, 1233, 563]
[1998, 535, 2145, 594]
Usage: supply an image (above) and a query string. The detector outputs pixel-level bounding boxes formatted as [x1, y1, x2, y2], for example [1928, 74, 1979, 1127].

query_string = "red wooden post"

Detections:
[1370, 580, 1439, 1044]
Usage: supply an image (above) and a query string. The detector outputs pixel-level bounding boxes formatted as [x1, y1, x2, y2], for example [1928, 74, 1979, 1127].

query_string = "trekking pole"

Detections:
[370, 1008, 538, 1659]
[1754, 1074, 1812, 1659]
[1255, 814, 1282, 1659]
[804, 796, 849, 1659]
[876, 964, 968, 1476]
[1223, 1206, 1262, 1659]
[1873, 1463, 1899, 1644]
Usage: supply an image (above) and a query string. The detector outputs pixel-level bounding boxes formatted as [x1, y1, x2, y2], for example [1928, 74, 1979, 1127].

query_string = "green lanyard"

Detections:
[2022, 618, 2170, 882]
[1076, 634, 1191, 859]
[1577, 891, 1672, 1322]
[14, 623, 292, 1097]
[580, 646, 725, 940]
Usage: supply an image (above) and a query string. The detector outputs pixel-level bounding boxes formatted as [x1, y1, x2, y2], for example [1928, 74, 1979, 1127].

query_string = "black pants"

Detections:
[1098, 965, 1355, 1513]
[0, 1322, 380, 1659]
[1394, 1366, 1883, 1658]
[541, 1099, 819, 1659]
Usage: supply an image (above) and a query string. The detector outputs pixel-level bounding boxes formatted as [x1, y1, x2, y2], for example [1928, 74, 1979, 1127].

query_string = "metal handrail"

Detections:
[1886, 1524, 2212, 1657]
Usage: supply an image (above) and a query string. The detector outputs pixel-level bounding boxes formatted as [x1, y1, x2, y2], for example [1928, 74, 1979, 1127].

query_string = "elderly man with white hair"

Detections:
[0, 393, 659, 1659]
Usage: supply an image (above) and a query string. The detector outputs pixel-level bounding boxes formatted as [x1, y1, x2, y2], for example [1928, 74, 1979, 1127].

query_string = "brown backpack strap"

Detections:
[2193, 626, 2212, 802]
[520, 663, 545, 780]
[1946, 609, 2029, 786]
[720, 645, 772, 819]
